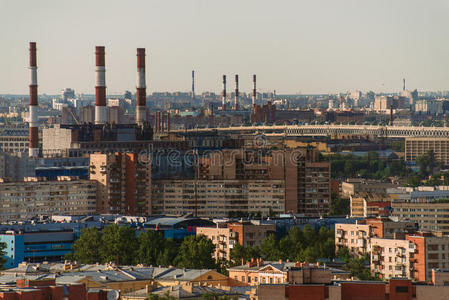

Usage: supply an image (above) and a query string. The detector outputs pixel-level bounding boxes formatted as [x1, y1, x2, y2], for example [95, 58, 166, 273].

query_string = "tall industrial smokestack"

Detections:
[95, 46, 107, 124]
[252, 74, 256, 107]
[234, 74, 239, 110]
[192, 70, 195, 100]
[136, 48, 146, 126]
[403, 78, 406, 91]
[222, 75, 227, 110]
[29, 42, 39, 158]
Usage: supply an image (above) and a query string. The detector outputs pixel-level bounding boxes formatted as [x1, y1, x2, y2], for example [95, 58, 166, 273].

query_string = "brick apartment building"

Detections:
[89, 152, 151, 215]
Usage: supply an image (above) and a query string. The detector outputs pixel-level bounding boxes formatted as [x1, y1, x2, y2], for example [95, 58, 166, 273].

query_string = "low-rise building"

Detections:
[258, 278, 449, 300]
[335, 218, 415, 256]
[342, 179, 397, 198]
[197, 221, 275, 260]
[228, 260, 350, 286]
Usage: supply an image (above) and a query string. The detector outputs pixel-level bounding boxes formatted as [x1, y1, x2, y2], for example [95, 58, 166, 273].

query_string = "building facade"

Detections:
[89, 152, 151, 215]
[0, 177, 96, 222]
[405, 137, 449, 165]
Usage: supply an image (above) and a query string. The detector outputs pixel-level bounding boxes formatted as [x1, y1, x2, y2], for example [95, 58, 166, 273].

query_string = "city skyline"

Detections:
[1, 0, 449, 95]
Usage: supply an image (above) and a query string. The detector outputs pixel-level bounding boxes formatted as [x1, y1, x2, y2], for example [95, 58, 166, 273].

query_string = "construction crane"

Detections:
[68, 108, 80, 125]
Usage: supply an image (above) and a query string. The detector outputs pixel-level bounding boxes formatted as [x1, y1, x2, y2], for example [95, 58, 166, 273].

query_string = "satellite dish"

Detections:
[107, 290, 120, 300]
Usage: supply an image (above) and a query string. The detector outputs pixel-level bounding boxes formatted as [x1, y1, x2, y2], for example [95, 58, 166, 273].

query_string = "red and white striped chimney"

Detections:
[136, 48, 146, 126]
[29, 42, 39, 158]
[222, 75, 227, 110]
[95, 46, 107, 124]
[234, 74, 239, 110]
[252, 74, 256, 107]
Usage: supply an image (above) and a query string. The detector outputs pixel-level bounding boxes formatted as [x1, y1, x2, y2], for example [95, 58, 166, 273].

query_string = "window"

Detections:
[396, 286, 408, 293]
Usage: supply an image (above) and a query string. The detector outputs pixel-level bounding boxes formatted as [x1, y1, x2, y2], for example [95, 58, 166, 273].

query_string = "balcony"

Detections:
[356, 239, 365, 247]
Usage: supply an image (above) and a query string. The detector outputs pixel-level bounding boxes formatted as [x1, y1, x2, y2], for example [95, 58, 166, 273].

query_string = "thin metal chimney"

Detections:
[234, 74, 239, 110]
[29, 42, 39, 158]
[136, 48, 146, 126]
[222, 75, 226, 110]
[95, 46, 107, 124]
[192, 70, 195, 100]
[252, 74, 256, 107]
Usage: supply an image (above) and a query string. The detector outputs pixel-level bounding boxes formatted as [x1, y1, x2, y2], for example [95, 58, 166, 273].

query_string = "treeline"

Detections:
[326, 152, 405, 179]
[230, 225, 335, 264]
[336, 247, 376, 280]
[69, 225, 216, 269]
[70, 224, 336, 271]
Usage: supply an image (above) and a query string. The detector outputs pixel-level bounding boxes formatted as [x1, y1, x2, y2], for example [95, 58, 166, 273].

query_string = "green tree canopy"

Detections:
[136, 231, 166, 266]
[72, 227, 102, 264]
[174, 235, 216, 269]
[100, 224, 138, 265]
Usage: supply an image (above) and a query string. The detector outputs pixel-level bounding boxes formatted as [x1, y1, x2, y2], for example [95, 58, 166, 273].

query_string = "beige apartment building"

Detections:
[196, 226, 237, 261]
[0, 177, 96, 222]
[350, 193, 392, 218]
[151, 179, 285, 217]
[391, 201, 449, 235]
[370, 238, 416, 280]
[335, 218, 416, 257]
[335, 223, 371, 256]
[405, 137, 449, 165]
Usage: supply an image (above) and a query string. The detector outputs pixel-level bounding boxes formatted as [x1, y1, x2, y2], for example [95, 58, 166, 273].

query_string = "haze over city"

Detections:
[2, 0, 449, 95]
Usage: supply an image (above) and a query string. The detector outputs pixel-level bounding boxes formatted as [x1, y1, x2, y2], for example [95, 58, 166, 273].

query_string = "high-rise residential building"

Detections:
[405, 137, 449, 165]
[89, 152, 151, 215]
[151, 179, 285, 217]
[152, 148, 331, 217]
[0, 177, 96, 222]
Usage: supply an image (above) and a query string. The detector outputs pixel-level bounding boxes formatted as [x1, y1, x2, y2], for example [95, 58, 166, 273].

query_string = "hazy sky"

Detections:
[1, 0, 449, 95]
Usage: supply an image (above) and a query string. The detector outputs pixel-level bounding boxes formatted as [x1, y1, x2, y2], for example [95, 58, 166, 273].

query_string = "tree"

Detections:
[174, 235, 216, 269]
[230, 243, 260, 266]
[72, 227, 102, 264]
[0, 242, 7, 269]
[417, 150, 436, 177]
[230, 243, 246, 265]
[260, 234, 281, 260]
[146, 291, 177, 300]
[156, 239, 179, 267]
[100, 224, 138, 265]
[329, 192, 350, 216]
[136, 231, 165, 266]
